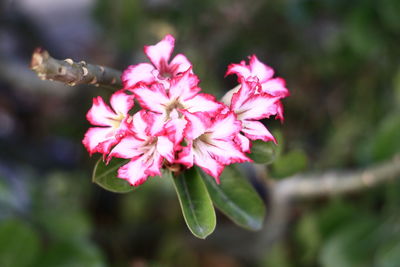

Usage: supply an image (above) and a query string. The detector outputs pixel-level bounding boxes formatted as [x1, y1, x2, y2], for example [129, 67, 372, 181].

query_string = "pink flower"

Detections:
[83, 34, 289, 188]
[108, 110, 175, 186]
[177, 111, 250, 182]
[132, 69, 223, 144]
[223, 80, 280, 152]
[226, 55, 289, 98]
[222, 56, 289, 151]
[122, 34, 192, 89]
[82, 91, 134, 155]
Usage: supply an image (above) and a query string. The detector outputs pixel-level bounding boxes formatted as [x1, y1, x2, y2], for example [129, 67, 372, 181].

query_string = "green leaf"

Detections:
[170, 168, 216, 239]
[92, 158, 134, 193]
[0, 219, 41, 267]
[199, 165, 265, 231]
[249, 140, 278, 164]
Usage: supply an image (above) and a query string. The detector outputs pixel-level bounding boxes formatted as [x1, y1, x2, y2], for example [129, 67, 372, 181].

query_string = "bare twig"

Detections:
[252, 154, 400, 259]
[30, 48, 122, 89]
[275, 154, 400, 200]
[0, 59, 72, 96]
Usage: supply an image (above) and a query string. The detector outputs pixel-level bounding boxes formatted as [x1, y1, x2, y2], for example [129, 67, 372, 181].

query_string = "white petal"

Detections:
[176, 144, 194, 168]
[147, 112, 168, 136]
[143, 152, 163, 177]
[275, 101, 285, 122]
[208, 139, 249, 165]
[86, 96, 116, 126]
[121, 63, 156, 89]
[82, 127, 115, 155]
[181, 111, 208, 140]
[261, 77, 289, 97]
[225, 61, 252, 79]
[168, 70, 200, 100]
[192, 140, 224, 182]
[144, 34, 175, 70]
[249, 55, 274, 82]
[109, 90, 134, 116]
[169, 53, 193, 75]
[236, 94, 279, 121]
[133, 83, 169, 113]
[230, 81, 257, 111]
[164, 117, 187, 144]
[221, 84, 241, 106]
[131, 111, 151, 139]
[208, 112, 242, 139]
[242, 120, 276, 143]
[108, 135, 144, 159]
[156, 136, 174, 163]
[184, 93, 222, 113]
[235, 133, 251, 153]
[117, 158, 149, 186]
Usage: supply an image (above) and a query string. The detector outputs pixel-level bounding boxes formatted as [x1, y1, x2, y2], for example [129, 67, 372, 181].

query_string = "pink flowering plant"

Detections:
[85, 35, 289, 238]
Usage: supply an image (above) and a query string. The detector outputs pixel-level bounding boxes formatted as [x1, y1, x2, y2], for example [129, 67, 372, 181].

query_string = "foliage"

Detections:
[200, 165, 265, 231]
[93, 158, 133, 193]
[170, 167, 216, 239]
[0, 172, 106, 266]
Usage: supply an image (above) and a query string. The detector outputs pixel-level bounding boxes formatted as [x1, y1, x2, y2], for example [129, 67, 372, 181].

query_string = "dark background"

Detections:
[1, 0, 400, 266]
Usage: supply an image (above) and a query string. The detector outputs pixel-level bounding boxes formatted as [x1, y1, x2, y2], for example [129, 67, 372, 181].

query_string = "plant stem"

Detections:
[252, 154, 400, 259]
[275, 154, 400, 199]
[30, 47, 122, 89]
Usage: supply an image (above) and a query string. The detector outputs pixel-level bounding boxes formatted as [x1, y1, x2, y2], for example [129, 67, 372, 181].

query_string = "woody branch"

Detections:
[252, 154, 400, 258]
[274, 154, 400, 200]
[30, 48, 122, 89]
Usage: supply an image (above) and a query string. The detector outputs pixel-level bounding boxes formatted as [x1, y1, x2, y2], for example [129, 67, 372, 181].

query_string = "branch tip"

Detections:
[30, 47, 48, 69]
[30, 48, 122, 88]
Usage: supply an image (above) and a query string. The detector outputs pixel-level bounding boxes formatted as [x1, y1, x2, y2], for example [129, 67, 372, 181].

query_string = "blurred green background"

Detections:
[1, 0, 400, 266]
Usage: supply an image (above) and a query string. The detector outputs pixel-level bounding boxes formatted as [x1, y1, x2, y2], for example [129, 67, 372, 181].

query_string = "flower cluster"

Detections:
[83, 35, 289, 186]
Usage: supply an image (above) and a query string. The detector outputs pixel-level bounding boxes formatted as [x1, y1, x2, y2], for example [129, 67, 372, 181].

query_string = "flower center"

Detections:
[108, 112, 125, 128]
[140, 137, 158, 165]
[165, 99, 184, 119]
[160, 71, 172, 79]
[158, 61, 173, 79]
[198, 133, 212, 145]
